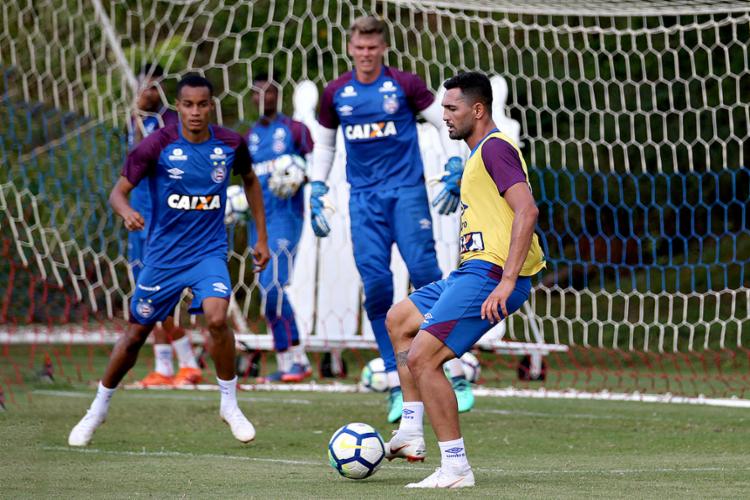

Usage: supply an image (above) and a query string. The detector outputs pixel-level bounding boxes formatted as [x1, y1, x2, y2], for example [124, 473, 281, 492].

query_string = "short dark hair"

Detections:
[177, 73, 213, 98]
[443, 72, 493, 110]
[139, 63, 164, 79]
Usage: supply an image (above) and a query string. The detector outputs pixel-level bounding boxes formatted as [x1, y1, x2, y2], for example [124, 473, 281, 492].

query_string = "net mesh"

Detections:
[1, 0, 748, 399]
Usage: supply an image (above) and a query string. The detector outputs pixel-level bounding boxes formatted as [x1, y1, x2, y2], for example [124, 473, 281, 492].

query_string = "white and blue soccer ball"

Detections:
[328, 422, 385, 480]
[225, 184, 249, 224]
[268, 154, 306, 199]
[460, 351, 481, 384]
[444, 351, 482, 384]
[360, 357, 388, 393]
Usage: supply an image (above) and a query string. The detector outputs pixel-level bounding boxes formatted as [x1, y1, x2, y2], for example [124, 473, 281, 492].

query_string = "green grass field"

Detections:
[3, 375, 750, 498]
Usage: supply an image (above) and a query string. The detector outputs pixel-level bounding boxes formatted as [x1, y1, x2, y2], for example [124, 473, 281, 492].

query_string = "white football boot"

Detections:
[385, 430, 426, 462]
[405, 467, 475, 488]
[220, 406, 256, 443]
[68, 409, 106, 447]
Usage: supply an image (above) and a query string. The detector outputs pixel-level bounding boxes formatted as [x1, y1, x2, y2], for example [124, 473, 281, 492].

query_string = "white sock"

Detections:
[217, 376, 238, 413]
[444, 358, 465, 379]
[172, 336, 198, 369]
[276, 350, 293, 372]
[90, 381, 116, 416]
[289, 344, 310, 367]
[386, 370, 400, 390]
[397, 401, 424, 439]
[439, 437, 471, 474]
[154, 344, 174, 376]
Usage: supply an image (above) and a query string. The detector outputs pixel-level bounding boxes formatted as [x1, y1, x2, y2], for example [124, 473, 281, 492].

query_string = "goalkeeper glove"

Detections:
[309, 181, 334, 237]
[430, 156, 464, 215]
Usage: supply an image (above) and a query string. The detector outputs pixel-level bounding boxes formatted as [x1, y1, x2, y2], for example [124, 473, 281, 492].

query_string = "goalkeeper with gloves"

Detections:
[309, 15, 474, 423]
[246, 74, 314, 383]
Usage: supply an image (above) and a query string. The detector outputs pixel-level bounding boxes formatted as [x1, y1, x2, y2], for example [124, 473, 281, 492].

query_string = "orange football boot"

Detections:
[138, 372, 174, 387]
[173, 367, 203, 386]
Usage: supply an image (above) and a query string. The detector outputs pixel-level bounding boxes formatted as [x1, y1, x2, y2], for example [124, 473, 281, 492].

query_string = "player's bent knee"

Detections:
[123, 324, 152, 351]
[386, 300, 420, 341]
[406, 349, 427, 379]
[205, 314, 228, 333]
[385, 307, 400, 339]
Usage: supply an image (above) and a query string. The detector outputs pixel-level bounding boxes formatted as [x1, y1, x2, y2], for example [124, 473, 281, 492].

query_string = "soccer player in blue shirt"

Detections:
[68, 75, 270, 446]
[309, 15, 473, 422]
[246, 74, 314, 382]
[128, 63, 203, 388]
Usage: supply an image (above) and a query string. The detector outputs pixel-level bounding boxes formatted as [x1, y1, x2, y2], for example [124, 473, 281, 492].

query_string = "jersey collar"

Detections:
[469, 127, 500, 158]
[256, 113, 285, 128]
[353, 65, 385, 86]
[177, 122, 215, 144]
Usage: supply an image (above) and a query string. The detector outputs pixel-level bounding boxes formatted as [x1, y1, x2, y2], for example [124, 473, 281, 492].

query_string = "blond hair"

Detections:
[349, 15, 387, 42]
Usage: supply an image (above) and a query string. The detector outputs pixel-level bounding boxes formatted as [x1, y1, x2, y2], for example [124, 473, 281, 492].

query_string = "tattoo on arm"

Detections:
[396, 350, 409, 367]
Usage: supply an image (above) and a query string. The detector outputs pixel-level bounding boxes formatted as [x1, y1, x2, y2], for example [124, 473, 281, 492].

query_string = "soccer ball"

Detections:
[268, 154, 306, 199]
[360, 357, 388, 392]
[460, 351, 481, 384]
[328, 422, 385, 480]
[225, 184, 249, 224]
[444, 351, 482, 384]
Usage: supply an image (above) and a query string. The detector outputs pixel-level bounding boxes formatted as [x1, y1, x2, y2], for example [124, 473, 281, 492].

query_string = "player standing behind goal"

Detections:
[385, 72, 546, 488]
[127, 63, 204, 389]
[309, 15, 474, 423]
[68, 74, 270, 447]
[247, 74, 314, 382]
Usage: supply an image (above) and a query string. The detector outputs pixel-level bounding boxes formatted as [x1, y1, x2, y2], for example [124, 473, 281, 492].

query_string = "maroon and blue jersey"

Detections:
[127, 108, 179, 228]
[318, 66, 434, 192]
[121, 123, 251, 268]
[247, 113, 313, 218]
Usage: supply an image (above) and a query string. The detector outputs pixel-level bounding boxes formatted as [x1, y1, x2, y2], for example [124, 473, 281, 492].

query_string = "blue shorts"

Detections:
[130, 256, 232, 325]
[409, 259, 533, 356]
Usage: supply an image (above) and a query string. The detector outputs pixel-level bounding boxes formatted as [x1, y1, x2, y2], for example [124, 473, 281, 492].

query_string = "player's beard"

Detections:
[448, 124, 471, 141]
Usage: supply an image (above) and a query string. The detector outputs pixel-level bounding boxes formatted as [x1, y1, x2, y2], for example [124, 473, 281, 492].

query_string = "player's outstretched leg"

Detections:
[404, 332, 474, 488]
[385, 299, 427, 462]
[203, 297, 255, 443]
[69, 323, 153, 446]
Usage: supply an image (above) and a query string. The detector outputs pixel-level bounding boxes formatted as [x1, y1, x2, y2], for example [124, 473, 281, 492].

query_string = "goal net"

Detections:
[1, 0, 748, 402]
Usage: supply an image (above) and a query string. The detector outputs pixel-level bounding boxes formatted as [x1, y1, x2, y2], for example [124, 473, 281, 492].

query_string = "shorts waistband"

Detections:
[459, 259, 504, 281]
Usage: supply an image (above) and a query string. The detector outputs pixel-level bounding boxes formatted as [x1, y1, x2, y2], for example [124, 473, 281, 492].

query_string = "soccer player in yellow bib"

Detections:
[384, 71, 546, 488]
